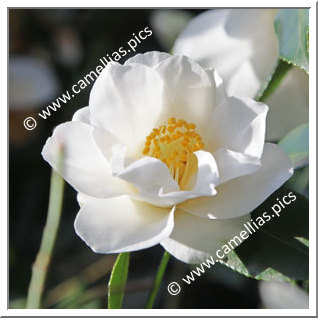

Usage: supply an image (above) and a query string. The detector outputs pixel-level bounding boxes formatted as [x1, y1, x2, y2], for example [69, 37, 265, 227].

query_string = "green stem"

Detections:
[257, 59, 292, 102]
[26, 151, 65, 309]
[145, 251, 171, 309]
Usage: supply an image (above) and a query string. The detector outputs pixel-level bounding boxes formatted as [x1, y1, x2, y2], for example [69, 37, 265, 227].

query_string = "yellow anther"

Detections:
[143, 147, 150, 155]
[165, 135, 172, 143]
[142, 117, 205, 187]
[181, 140, 188, 147]
[167, 126, 175, 133]
[168, 117, 176, 124]
[175, 162, 183, 169]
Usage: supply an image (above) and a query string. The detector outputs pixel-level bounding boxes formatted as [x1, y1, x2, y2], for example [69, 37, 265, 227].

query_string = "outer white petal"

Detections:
[74, 196, 175, 253]
[116, 156, 179, 194]
[161, 209, 250, 264]
[92, 127, 125, 160]
[125, 51, 171, 67]
[89, 61, 168, 155]
[72, 106, 91, 124]
[154, 55, 216, 122]
[173, 9, 278, 98]
[210, 96, 268, 157]
[213, 148, 261, 184]
[153, 56, 228, 151]
[41, 121, 131, 198]
[266, 67, 309, 141]
[179, 143, 293, 219]
[133, 150, 219, 207]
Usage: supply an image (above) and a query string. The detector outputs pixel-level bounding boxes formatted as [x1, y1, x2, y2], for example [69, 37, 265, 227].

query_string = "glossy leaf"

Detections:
[275, 9, 309, 73]
[220, 188, 308, 282]
[278, 123, 309, 169]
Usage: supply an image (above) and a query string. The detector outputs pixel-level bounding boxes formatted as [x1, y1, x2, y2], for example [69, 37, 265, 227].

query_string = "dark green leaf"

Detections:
[275, 9, 309, 73]
[108, 253, 130, 309]
[278, 123, 309, 169]
[220, 187, 308, 282]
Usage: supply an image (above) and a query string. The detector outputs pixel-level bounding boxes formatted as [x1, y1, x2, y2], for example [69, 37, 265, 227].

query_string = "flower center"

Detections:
[142, 117, 205, 189]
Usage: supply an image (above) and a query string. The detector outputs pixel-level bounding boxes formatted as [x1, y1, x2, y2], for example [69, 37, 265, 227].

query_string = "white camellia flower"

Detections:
[173, 9, 309, 141]
[42, 52, 293, 264]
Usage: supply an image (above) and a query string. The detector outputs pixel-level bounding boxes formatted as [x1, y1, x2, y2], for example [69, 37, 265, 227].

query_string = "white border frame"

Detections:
[3, 0, 316, 316]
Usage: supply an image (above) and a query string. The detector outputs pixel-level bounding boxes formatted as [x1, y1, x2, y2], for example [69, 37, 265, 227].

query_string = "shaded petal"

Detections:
[259, 281, 309, 309]
[173, 9, 279, 98]
[125, 51, 171, 67]
[74, 196, 175, 253]
[93, 126, 125, 160]
[42, 121, 131, 198]
[117, 156, 179, 194]
[266, 67, 309, 141]
[179, 143, 293, 219]
[133, 150, 219, 207]
[154, 56, 228, 151]
[161, 208, 250, 264]
[72, 106, 91, 124]
[210, 96, 268, 157]
[154, 55, 217, 122]
[213, 148, 261, 184]
[89, 62, 168, 155]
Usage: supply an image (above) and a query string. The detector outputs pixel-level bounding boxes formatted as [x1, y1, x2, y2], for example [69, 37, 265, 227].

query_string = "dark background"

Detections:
[9, 9, 263, 309]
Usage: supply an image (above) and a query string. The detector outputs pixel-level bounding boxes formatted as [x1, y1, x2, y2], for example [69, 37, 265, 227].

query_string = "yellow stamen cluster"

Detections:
[142, 117, 205, 186]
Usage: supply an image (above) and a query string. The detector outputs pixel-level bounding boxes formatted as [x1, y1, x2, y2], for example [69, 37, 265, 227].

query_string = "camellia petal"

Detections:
[179, 143, 293, 219]
[173, 9, 308, 141]
[72, 106, 91, 125]
[42, 121, 132, 198]
[116, 156, 180, 194]
[133, 150, 219, 207]
[173, 9, 278, 98]
[74, 195, 175, 253]
[161, 208, 251, 264]
[41, 52, 294, 262]
[210, 96, 268, 157]
[265, 67, 309, 141]
[89, 62, 169, 155]
[153, 55, 217, 131]
[213, 148, 261, 184]
[125, 51, 171, 68]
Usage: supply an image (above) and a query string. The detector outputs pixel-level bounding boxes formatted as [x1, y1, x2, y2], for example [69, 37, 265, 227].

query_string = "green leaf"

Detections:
[275, 9, 309, 73]
[257, 59, 292, 102]
[278, 123, 309, 169]
[108, 253, 130, 309]
[145, 250, 170, 308]
[220, 187, 308, 282]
